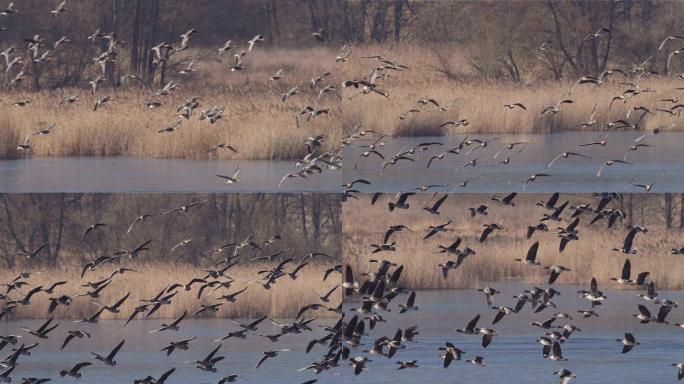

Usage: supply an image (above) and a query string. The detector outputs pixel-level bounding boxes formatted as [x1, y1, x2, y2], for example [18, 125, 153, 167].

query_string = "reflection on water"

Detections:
[0, 157, 341, 193]
[344, 131, 684, 192]
[340, 282, 684, 384]
[0, 318, 341, 384]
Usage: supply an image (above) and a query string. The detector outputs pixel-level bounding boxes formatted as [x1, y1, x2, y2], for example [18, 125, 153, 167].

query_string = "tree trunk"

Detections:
[393, 0, 404, 41]
[665, 193, 673, 229]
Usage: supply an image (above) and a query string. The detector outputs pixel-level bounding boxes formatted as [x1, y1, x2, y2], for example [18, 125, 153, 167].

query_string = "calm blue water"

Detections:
[343, 131, 684, 193]
[340, 282, 684, 383]
[0, 157, 341, 193]
[0, 317, 342, 384]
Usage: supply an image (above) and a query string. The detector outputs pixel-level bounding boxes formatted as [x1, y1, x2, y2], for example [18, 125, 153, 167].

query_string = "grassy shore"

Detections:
[344, 193, 684, 290]
[0, 47, 342, 160]
[0, 262, 340, 320]
[342, 44, 683, 137]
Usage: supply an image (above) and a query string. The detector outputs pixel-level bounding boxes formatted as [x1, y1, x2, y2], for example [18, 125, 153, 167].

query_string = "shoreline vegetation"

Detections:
[344, 193, 684, 290]
[342, 45, 683, 138]
[0, 48, 342, 161]
[3, 43, 683, 160]
[0, 262, 340, 321]
[0, 194, 342, 320]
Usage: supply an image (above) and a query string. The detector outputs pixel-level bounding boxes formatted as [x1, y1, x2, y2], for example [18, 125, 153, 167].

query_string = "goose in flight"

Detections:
[187, 344, 225, 372]
[32, 123, 56, 136]
[127, 214, 153, 233]
[92, 339, 125, 366]
[59, 362, 91, 379]
[134, 368, 176, 384]
[492, 306, 514, 324]
[93, 96, 112, 111]
[672, 363, 684, 381]
[525, 173, 550, 184]
[477, 286, 499, 306]
[247, 34, 264, 52]
[476, 327, 498, 348]
[526, 223, 548, 239]
[504, 103, 526, 110]
[547, 152, 590, 168]
[611, 259, 634, 284]
[617, 333, 639, 353]
[255, 350, 282, 370]
[218, 40, 233, 55]
[491, 192, 517, 206]
[466, 356, 486, 367]
[469, 204, 488, 217]
[439, 342, 464, 367]
[113, 239, 152, 259]
[16, 136, 34, 151]
[0, 365, 13, 382]
[310, 72, 331, 88]
[161, 200, 206, 215]
[539, 99, 573, 116]
[596, 159, 632, 178]
[216, 165, 240, 185]
[657, 35, 684, 51]
[456, 314, 480, 334]
[82, 223, 107, 239]
[73, 307, 105, 323]
[584, 27, 610, 40]
[0, 2, 17, 16]
[18, 242, 49, 259]
[160, 337, 196, 356]
[21, 318, 58, 339]
[149, 311, 187, 333]
[208, 144, 238, 153]
[544, 265, 571, 284]
[388, 192, 415, 212]
[479, 223, 503, 242]
[424, 220, 452, 240]
[422, 194, 448, 215]
[61, 329, 90, 350]
[516, 242, 541, 265]
[92, 292, 130, 313]
[612, 226, 643, 254]
[398, 291, 418, 313]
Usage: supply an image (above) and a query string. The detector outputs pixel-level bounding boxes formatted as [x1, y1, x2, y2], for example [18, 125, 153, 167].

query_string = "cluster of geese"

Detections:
[2, 1, 341, 189]
[0, 198, 344, 383]
[338, 191, 684, 382]
[341, 33, 684, 190]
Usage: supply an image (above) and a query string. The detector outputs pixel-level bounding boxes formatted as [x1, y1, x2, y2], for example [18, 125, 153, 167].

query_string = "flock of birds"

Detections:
[0, 198, 344, 383]
[338, 32, 684, 190]
[340, 191, 684, 382]
[3, 3, 684, 191]
[2, 1, 342, 189]
[2, 2, 684, 383]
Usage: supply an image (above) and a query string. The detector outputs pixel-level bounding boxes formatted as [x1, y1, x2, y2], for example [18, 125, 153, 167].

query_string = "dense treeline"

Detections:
[0, 193, 341, 267]
[1, 1, 683, 90]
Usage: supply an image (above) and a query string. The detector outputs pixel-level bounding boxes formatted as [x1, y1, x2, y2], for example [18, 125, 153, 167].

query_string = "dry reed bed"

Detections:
[342, 44, 684, 136]
[0, 262, 340, 320]
[0, 47, 344, 160]
[343, 193, 684, 290]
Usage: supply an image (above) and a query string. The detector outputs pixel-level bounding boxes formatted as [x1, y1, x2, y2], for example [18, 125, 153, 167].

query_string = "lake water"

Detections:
[343, 131, 684, 193]
[0, 157, 341, 193]
[340, 281, 684, 383]
[0, 317, 342, 384]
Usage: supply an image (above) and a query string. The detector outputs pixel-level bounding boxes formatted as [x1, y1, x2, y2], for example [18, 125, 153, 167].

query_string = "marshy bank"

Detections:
[0, 193, 342, 320]
[344, 193, 684, 289]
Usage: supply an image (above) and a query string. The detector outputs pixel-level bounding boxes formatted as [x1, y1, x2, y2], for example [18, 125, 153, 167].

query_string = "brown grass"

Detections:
[0, 111, 20, 159]
[0, 47, 343, 160]
[0, 262, 340, 320]
[342, 44, 684, 137]
[343, 193, 684, 290]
